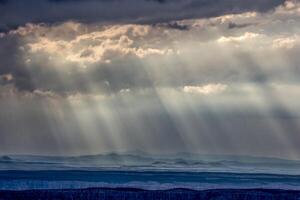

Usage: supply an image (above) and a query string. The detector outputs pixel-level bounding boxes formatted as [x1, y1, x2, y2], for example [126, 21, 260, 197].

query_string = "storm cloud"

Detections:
[0, 0, 285, 28]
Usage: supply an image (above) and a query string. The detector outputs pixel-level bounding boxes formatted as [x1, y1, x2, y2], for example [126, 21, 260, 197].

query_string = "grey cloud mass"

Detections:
[0, 0, 285, 29]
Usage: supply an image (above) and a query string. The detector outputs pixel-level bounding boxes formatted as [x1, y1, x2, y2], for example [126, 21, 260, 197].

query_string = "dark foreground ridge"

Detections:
[1, 188, 300, 200]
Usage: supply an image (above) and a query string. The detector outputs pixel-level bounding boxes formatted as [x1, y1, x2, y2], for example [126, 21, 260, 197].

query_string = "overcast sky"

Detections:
[1, 0, 300, 158]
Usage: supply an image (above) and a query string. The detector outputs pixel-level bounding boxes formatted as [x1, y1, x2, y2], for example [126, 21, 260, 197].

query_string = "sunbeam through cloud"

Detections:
[1, 1, 300, 199]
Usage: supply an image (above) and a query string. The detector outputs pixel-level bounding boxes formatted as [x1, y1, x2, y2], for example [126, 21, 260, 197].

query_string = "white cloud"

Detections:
[25, 23, 172, 65]
[212, 12, 258, 24]
[217, 32, 260, 43]
[272, 36, 299, 49]
[183, 84, 228, 95]
[275, 0, 300, 15]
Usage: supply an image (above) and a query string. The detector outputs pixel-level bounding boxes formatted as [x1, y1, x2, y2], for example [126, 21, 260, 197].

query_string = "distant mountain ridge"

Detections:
[1, 153, 300, 174]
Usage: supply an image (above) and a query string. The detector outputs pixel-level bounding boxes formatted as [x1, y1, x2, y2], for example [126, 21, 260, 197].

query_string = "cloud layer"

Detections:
[0, 0, 285, 29]
[1, 1, 300, 94]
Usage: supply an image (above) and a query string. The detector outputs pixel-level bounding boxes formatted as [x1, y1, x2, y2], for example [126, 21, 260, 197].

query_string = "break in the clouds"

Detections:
[1, 0, 300, 158]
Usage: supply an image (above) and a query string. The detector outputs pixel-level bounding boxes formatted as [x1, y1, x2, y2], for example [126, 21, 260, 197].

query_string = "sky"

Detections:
[1, 0, 300, 159]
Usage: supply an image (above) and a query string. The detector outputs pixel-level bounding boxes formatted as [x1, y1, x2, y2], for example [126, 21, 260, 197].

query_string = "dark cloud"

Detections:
[0, 0, 285, 28]
[154, 22, 190, 31]
[0, 35, 35, 91]
[228, 22, 257, 29]
[185, 0, 285, 13]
